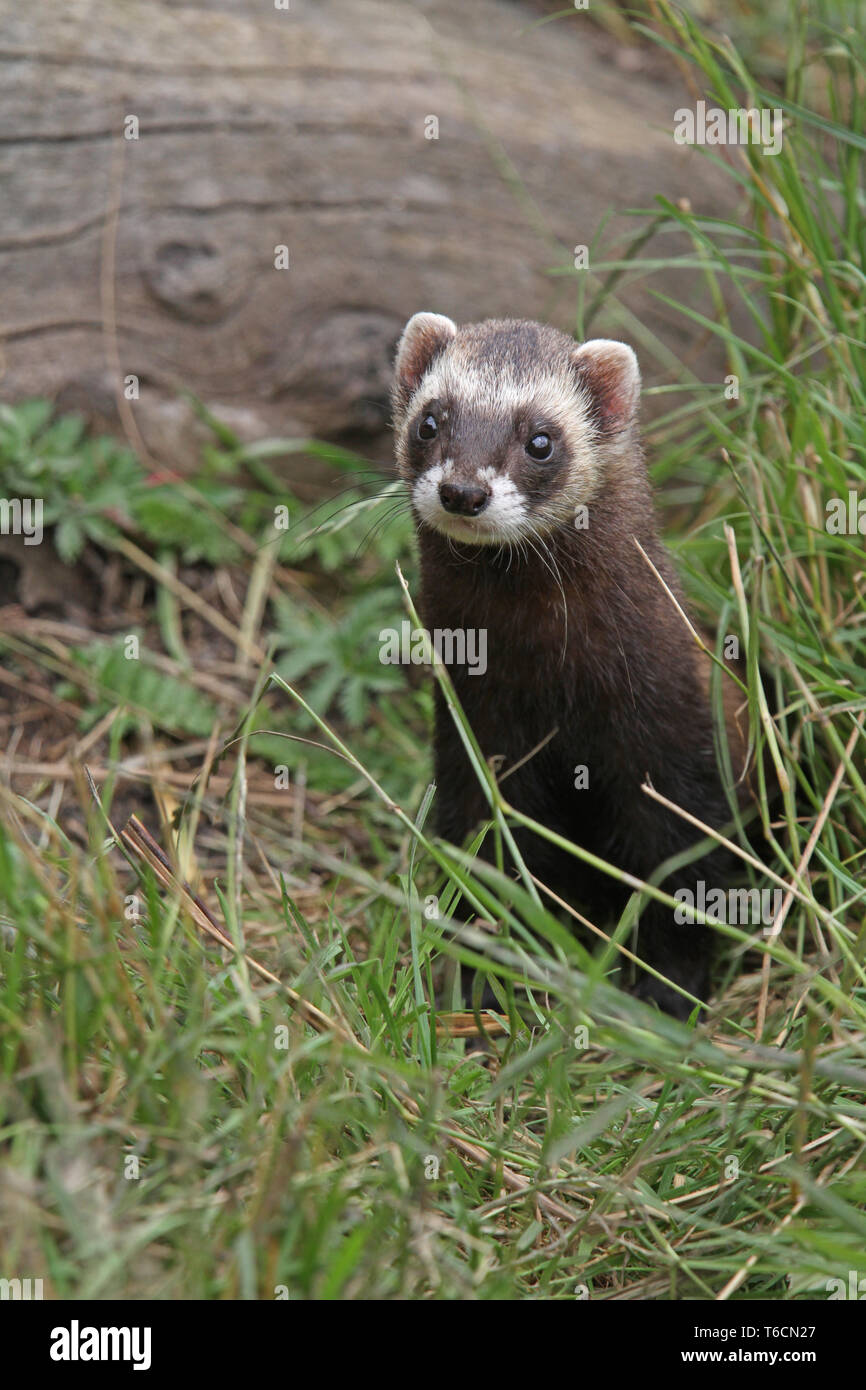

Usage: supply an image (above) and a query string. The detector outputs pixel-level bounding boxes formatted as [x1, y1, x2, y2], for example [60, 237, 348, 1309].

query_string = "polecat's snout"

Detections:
[439, 482, 489, 517]
[411, 460, 529, 545]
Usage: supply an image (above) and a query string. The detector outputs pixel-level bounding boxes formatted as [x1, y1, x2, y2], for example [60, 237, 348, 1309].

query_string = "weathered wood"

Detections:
[0, 0, 735, 466]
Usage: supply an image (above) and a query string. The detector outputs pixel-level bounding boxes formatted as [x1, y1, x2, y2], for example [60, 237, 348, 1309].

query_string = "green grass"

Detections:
[1, 0, 865, 1299]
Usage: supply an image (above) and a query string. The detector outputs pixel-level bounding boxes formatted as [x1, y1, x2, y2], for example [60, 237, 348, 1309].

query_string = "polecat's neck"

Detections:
[413, 474, 697, 703]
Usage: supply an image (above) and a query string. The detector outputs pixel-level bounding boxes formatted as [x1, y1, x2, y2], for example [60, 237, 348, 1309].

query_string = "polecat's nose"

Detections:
[439, 483, 490, 517]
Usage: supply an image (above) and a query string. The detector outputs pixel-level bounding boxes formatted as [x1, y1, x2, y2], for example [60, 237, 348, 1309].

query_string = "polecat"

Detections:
[392, 313, 750, 1018]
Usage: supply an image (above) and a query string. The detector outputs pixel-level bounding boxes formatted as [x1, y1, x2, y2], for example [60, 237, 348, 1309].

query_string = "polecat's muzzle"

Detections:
[438, 482, 490, 517]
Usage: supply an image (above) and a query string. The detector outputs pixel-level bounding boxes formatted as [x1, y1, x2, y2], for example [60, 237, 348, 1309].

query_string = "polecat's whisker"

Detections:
[288, 475, 400, 540]
[353, 501, 413, 558]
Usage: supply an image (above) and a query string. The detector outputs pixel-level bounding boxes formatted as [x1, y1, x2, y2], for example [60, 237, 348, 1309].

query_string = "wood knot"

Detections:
[144, 233, 249, 323]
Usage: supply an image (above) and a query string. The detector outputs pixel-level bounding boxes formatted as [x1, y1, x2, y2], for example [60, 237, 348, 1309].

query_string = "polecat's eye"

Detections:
[417, 414, 438, 440]
[526, 432, 553, 461]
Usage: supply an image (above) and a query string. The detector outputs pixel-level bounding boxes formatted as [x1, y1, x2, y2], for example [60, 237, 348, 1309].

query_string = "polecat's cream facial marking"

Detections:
[392, 313, 641, 546]
[411, 460, 529, 544]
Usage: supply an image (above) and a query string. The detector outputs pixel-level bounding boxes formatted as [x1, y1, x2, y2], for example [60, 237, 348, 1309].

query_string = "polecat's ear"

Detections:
[393, 312, 457, 414]
[570, 339, 640, 435]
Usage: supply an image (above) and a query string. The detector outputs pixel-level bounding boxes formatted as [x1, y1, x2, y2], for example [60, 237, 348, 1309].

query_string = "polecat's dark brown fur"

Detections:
[392, 313, 751, 1018]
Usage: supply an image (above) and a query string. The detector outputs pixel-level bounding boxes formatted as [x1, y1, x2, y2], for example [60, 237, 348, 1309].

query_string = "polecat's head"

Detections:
[392, 314, 641, 546]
